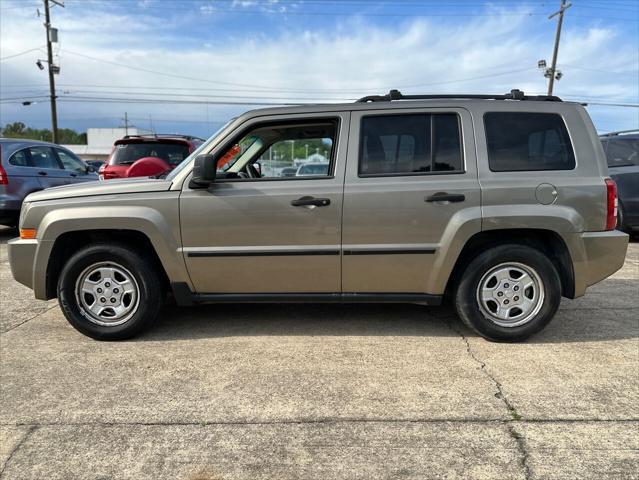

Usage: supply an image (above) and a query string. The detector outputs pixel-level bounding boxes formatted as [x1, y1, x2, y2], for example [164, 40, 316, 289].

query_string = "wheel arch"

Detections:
[45, 229, 171, 300]
[444, 229, 575, 300]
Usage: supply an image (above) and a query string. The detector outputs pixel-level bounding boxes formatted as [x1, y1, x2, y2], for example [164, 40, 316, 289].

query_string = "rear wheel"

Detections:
[454, 244, 561, 342]
[58, 244, 163, 340]
[617, 202, 627, 233]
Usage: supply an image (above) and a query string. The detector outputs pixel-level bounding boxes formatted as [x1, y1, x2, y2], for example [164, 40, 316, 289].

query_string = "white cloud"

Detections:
[1, 3, 637, 135]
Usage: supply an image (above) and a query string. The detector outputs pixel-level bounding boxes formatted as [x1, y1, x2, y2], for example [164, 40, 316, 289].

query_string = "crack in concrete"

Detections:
[447, 320, 534, 479]
[446, 320, 522, 421]
[1, 304, 57, 334]
[0, 425, 36, 479]
[508, 424, 533, 480]
[2, 418, 637, 428]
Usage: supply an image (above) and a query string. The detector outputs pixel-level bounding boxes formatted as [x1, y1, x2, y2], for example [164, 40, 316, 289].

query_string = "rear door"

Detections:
[53, 147, 98, 184]
[342, 107, 481, 293]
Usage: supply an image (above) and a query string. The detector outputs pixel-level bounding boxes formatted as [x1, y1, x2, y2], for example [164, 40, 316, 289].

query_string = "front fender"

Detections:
[32, 205, 191, 299]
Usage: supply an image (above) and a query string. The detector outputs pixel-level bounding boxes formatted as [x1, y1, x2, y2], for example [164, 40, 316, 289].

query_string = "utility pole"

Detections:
[547, 0, 571, 96]
[43, 0, 63, 143]
[123, 112, 129, 135]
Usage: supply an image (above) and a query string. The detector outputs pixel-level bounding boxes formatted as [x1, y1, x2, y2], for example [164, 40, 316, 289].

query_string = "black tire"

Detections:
[617, 202, 627, 233]
[454, 244, 561, 342]
[57, 243, 163, 340]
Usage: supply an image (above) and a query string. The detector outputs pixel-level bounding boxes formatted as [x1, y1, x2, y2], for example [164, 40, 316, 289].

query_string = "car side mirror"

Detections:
[189, 153, 217, 189]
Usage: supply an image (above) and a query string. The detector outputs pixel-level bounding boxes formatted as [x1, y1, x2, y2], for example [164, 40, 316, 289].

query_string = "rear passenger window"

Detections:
[359, 113, 463, 176]
[484, 112, 575, 172]
[604, 138, 639, 167]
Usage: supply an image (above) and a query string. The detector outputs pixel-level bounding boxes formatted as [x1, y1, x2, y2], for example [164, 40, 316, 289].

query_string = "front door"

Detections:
[180, 112, 349, 294]
[26, 146, 69, 188]
[342, 107, 481, 294]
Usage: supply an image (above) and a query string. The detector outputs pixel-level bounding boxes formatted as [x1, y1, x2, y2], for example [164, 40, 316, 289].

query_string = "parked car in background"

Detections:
[279, 167, 298, 177]
[84, 159, 105, 171]
[0, 138, 98, 226]
[600, 130, 639, 233]
[296, 162, 329, 176]
[99, 134, 204, 180]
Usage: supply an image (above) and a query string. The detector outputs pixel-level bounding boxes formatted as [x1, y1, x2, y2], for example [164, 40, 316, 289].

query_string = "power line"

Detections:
[0, 47, 46, 61]
[51, 51, 540, 93]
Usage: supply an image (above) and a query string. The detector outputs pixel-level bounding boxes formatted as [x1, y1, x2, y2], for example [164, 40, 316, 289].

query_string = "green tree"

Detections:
[0, 122, 86, 144]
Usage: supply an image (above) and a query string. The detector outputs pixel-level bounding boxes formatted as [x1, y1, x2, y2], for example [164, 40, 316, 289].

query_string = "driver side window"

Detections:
[216, 119, 337, 180]
[55, 148, 87, 174]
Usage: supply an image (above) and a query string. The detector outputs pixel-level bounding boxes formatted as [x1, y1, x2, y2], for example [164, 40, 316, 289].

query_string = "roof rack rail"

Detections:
[122, 133, 205, 141]
[599, 129, 639, 137]
[356, 89, 562, 103]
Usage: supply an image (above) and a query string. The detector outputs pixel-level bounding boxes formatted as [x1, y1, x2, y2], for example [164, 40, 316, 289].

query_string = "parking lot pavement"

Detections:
[0, 225, 637, 479]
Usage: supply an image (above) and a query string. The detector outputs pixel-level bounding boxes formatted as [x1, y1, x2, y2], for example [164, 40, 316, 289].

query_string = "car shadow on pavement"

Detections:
[139, 278, 639, 344]
[0, 226, 17, 243]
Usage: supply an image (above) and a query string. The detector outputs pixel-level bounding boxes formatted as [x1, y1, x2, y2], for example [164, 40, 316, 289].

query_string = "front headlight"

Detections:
[18, 202, 30, 229]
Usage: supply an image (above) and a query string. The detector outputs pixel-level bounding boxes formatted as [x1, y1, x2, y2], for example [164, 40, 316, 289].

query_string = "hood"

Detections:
[25, 177, 173, 203]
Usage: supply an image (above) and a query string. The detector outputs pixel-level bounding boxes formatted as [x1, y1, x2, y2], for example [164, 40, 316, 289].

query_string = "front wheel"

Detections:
[57, 244, 163, 340]
[454, 245, 561, 342]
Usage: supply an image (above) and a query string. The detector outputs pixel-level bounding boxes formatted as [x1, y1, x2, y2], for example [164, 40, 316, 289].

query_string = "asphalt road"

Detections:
[1, 226, 637, 479]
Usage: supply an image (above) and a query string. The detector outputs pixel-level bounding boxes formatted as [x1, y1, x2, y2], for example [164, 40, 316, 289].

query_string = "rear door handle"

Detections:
[291, 196, 331, 207]
[425, 192, 465, 203]
[37, 171, 48, 176]
[69, 173, 77, 177]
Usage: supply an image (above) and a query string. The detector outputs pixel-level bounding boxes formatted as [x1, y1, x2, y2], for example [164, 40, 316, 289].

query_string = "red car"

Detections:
[99, 134, 204, 180]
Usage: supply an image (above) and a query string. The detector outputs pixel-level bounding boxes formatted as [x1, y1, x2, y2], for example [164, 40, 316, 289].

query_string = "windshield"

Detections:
[165, 121, 233, 182]
[111, 142, 190, 166]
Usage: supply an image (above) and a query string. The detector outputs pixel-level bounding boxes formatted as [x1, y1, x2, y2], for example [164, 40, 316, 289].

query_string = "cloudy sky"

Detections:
[1, 0, 637, 138]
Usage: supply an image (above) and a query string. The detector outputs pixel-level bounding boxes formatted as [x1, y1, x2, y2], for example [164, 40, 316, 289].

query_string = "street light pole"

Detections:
[547, 0, 571, 96]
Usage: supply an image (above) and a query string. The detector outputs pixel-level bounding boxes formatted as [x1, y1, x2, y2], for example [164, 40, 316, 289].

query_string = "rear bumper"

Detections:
[570, 230, 629, 297]
[0, 198, 22, 225]
[7, 237, 38, 291]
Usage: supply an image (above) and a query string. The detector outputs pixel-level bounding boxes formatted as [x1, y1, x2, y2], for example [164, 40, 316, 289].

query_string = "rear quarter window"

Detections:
[8, 149, 29, 167]
[484, 112, 575, 172]
[604, 138, 639, 167]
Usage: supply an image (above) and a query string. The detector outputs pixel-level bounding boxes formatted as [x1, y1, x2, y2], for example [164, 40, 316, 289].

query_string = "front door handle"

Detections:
[291, 196, 331, 207]
[37, 171, 48, 176]
[425, 192, 465, 203]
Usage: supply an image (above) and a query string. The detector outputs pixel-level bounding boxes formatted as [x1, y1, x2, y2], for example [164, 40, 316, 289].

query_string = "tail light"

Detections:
[0, 165, 8, 185]
[605, 178, 617, 231]
[0, 146, 8, 184]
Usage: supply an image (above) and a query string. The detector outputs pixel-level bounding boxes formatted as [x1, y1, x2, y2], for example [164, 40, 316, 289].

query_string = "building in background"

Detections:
[63, 127, 150, 161]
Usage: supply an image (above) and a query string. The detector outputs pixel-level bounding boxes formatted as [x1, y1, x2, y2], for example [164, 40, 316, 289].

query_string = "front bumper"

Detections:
[7, 237, 38, 291]
[570, 230, 629, 297]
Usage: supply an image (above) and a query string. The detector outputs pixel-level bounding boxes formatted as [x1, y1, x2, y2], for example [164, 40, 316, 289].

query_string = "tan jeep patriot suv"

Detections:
[8, 89, 629, 341]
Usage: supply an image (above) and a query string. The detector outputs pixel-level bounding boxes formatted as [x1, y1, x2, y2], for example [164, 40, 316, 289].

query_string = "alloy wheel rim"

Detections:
[74, 262, 140, 326]
[476, 262, 545, 328]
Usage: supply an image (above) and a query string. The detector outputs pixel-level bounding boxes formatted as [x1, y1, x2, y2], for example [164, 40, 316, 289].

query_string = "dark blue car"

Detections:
[0, 138, 99, 226]
[600, 130, 639, 233]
